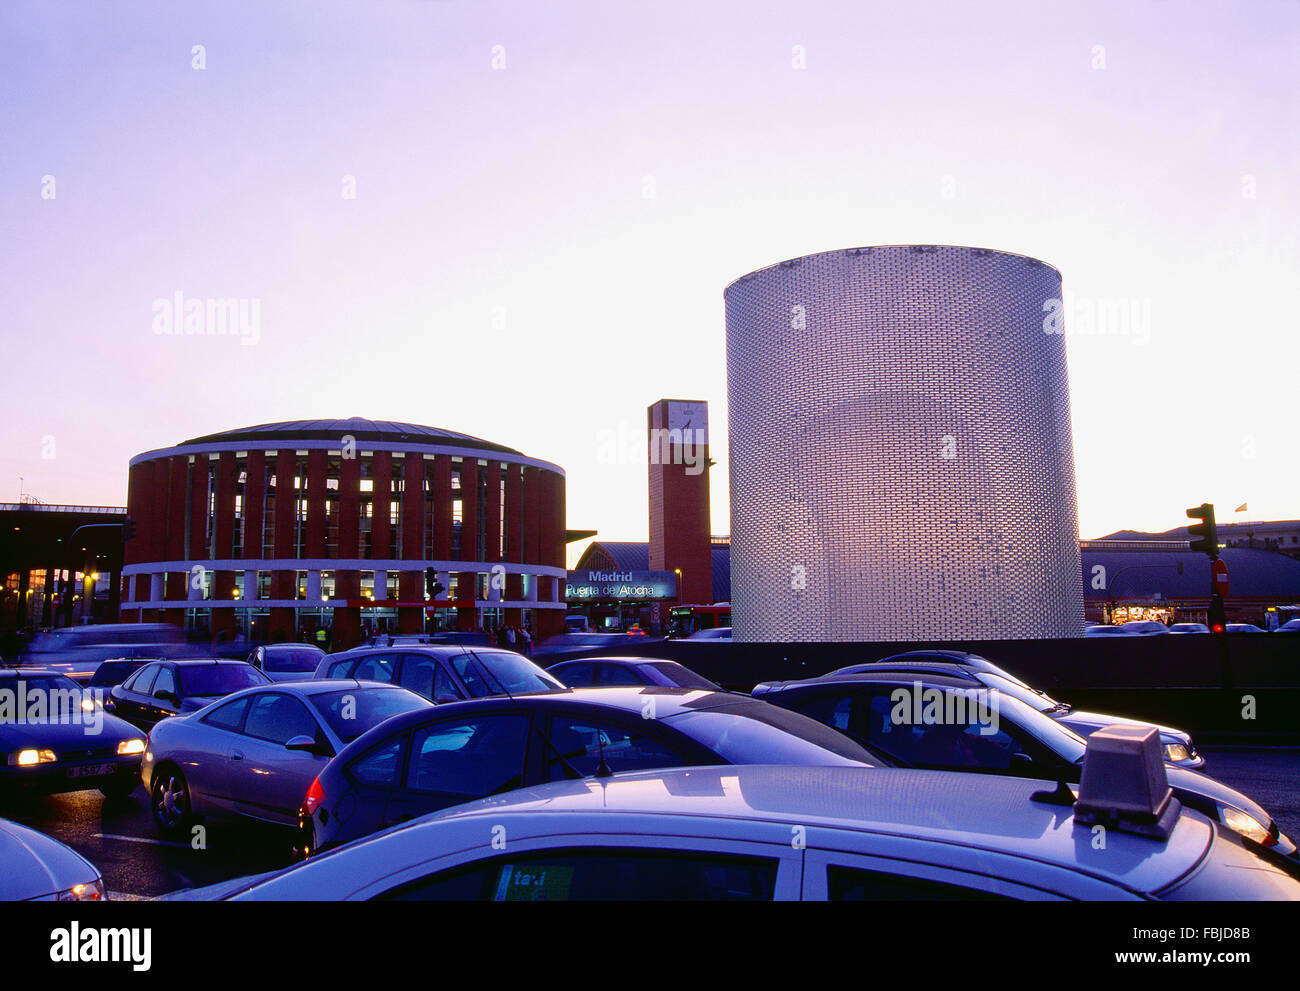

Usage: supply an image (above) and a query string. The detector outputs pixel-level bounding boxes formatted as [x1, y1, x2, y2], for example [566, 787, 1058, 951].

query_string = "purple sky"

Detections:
[2, 0, 1296, 567]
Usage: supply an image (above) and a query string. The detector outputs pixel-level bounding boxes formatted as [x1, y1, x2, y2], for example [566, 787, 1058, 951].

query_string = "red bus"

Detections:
[666, 604, 731, 638]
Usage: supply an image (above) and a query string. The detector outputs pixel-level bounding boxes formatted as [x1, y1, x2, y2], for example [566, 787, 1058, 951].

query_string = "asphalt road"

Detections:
[3, 747, 1297, 899]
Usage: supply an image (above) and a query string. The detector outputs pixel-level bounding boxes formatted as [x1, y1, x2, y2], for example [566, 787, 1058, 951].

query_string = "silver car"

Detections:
[0, 817, 105, 901]
[248, 644, 327, 683]
[143, 680, 432, 838]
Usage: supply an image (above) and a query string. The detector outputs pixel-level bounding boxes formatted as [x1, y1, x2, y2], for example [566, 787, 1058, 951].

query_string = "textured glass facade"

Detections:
[724, 245, 1085, 642]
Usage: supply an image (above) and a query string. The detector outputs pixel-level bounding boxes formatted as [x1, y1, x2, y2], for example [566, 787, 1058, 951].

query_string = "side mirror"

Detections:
[153, 689, 177, 705]
[285, 735, 331, 757]
[433, 693, 459, 704]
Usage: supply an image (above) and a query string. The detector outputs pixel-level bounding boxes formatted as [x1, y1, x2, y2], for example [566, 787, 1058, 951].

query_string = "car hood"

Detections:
[0, 819, 99, 900]
[1056, 710, 1190, 744]
[1165, 766, 1273, 826]
[0, 712, 142, 749]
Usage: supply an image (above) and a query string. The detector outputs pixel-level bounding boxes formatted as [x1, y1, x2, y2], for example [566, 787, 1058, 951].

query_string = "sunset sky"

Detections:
[2, 0, 1296, 568]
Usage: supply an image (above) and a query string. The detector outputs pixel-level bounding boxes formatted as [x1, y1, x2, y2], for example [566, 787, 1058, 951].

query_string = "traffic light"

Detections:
[425, 568, 445, 598]
[1186, 503, 1218, 558]
[1208, 594, 1227, 634]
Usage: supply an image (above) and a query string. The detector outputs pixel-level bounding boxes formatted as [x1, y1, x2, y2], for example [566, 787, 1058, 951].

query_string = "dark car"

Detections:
[0, 669, 147, 800]
[752, 669, 1296, 860]
[300, 687, 883, 855]
[86, 658, 153, 690]
[107, 659, 271, 732]
[315, 646, 563, 703]
[248, 644, 327, 683]
[547, 656, 721, 691]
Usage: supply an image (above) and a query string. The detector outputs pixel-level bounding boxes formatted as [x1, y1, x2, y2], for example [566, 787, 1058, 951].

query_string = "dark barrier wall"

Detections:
[570, 634, 1300, 745]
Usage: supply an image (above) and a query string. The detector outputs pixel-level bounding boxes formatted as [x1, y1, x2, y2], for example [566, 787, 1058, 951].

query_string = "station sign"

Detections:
[565, 570, 678, 601]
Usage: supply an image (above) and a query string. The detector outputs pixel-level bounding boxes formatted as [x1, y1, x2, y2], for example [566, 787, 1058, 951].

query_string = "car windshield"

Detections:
[449, 651, 564, 698]
[177, 664, 267, 698]
[978, 672, 1061, 712]
[309, 687, 430, 743]
[263, 647, 324, 673]
[668, 700, 882, 766]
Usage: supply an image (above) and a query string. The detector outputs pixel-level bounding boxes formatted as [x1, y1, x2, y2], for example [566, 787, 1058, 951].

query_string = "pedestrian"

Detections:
[505, 624, 517, 650]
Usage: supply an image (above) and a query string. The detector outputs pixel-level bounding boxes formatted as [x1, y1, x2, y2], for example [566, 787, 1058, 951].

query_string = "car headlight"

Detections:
[1219, 804, 1272, 845]
[9, 749, 57, 766]
[117, 738, 145, 756]
[1163, 743, 1191, 762]
[56, 879, 105, 901]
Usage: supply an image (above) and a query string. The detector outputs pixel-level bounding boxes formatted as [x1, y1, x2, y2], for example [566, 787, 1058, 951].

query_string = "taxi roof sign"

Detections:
[1074, 724, 1181, 841]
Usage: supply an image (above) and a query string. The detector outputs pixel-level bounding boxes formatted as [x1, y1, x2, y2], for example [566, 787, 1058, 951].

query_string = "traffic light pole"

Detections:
[1187, 503, 1227, 632]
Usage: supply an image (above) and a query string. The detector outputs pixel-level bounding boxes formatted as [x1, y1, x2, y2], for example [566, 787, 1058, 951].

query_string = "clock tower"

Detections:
[648, 398, 714, 606]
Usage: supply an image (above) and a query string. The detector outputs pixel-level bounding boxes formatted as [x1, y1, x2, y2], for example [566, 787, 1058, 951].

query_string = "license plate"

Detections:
[67, 764, 115, 778]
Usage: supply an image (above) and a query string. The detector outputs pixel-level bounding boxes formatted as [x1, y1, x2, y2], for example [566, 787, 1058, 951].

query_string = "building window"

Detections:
[262, 462, 277, 559]
[360, 457, 373, 559]
[451, 467, 463, 561]
[297, 570, 308, 600]
[499, 469, 506, 559]
[233, 456, 247, 558]
[320, 570, 335, 601]
[424, 459, 437, 560]
[476, 468, 487, 562]
[360, 570, 375, 600]
[258, 571, 271, 600]
[325, 456, 341, 558]
[206, 456, 219, 561]
[294, 456, 309, 558]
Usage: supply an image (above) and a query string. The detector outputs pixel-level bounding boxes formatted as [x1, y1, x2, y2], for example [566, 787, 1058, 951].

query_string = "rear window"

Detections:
[642, 662, 719, 691]
[448, 651, 564, 698]
[667, 701, 879, 766]
[177, 664, 267, 698]
[263, 646, 325, 673]
[309, 687, 431, 743]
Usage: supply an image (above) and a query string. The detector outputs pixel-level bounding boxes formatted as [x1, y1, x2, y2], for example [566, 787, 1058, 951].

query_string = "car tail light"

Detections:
[302, 776, 325, 817]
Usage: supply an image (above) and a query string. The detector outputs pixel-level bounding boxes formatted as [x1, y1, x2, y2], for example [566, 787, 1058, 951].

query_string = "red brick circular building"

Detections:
[120, 418, 567, 647]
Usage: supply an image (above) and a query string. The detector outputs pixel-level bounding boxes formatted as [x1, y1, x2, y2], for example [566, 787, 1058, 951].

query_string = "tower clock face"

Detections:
[667, 401, 708, 444]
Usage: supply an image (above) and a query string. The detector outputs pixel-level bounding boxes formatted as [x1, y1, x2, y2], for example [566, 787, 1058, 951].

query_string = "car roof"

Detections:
[153, 658, 255, 667]
[201, 678, 412, 702]
[300, 764, 1216, 897]
[0, 667, 65, 678]
[548, 656, 673, 669]
[767, 669, 981, 690]
[328, 645, 523, 659]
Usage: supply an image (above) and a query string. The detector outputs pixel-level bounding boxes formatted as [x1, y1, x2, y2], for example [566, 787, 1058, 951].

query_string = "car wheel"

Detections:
[151, 766, 192, 838]
[100, 778, 139, 800]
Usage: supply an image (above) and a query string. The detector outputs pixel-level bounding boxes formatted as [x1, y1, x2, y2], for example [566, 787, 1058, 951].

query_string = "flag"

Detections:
[1235, 503, 1247, 513]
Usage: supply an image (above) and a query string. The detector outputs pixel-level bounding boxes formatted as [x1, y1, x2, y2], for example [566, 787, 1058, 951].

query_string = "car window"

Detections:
[405, 715, 530, 798]
[447, 651, 563, 697]
[668, 701, 878, 766]
[641, 662, 719, 691]
[398, 655, 458, 701]
[378, 849, 779, 901]
[863, 692, 1029, 771]
[352, 653, 398, 683]
[242, 693, 320, 745]
[791, 690, 856, 734]
[348, 736, 407, 788]
[308, 688, 431, 743]
[202, 696, 251, 732]
[128, 665, 159, 695]
[597, 665, 646, 687]
[152, 667, 176, 697]
[177, 664, 267, 697]
[323, 658, 354, 679]
[828, 865, 1012, 901]
[263, 646, 325, 673]
[551, 663, 592, 687]
[545, 716, 689, 781]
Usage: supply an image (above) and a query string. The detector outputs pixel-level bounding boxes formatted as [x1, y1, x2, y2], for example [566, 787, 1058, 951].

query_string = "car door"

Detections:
[396, 653, 459, 703]
[184, 694, 253, 814]
[231, 692, 333, 824]
[381, 713, 533, 828]
[143, 665, 184, 728]
[110, 664, 159, 728]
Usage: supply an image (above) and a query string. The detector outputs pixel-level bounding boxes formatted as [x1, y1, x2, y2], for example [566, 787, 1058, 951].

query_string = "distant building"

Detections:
[120, 418, 568, 646]
[724, 245, 1084, 642]
[1101, 520, 1300, 561]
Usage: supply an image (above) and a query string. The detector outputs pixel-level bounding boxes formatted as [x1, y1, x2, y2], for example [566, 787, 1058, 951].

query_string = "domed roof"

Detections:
[180, 418, 521, 455]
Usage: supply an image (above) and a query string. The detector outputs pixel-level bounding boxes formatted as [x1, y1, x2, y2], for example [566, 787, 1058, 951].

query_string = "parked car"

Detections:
[17, 623, 195, 682]
[1168, 623, 1210, 634]
[315, 645, 562, 703]
[827, 651, 1205, 770]
[1084, 625, 1129, 636]
[143, 681, 433, 838]
[751, 668, 1292, 857]
[168, 740, 1300, 901]
[1275, 619, 1300, 633]
[0, 817, 105, 900]
[1118, 621, 1172, 636]
[248, 644, 327, 683]
[299, 687, 883, 855]
[546, 656, 721, 691]
[1226, 623, 1267, 634]
[0, 668, 146, 799]
[106, 659, 271, 732]
[86, 657, 153, 690]
[361, 634, 432, 647]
